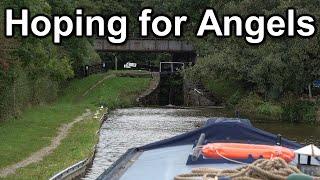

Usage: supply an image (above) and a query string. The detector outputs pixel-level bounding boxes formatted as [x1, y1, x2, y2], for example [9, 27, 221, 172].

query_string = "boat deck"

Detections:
[119, 145, 319, 180]
[120, 145, 242, 180]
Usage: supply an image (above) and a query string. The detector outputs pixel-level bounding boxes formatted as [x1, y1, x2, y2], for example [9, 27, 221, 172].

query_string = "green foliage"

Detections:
[257, 102, 283, 118]
[48, 57, 74, 81]
[63, 38, 101, 70]
[184, 0, 320, 99]
[282, 99, 317, 123]
[0, 73, 150, 174]
[236, 93, 283, 119]
[0, 1, 103, 121]
[180, 0, 320, 123]
[227, 91, 242, 107]
[237, 93, 265, 114]
[2, 0, 320, 123]
[0, 64, 31, 120]
[205, 78, 246, 100]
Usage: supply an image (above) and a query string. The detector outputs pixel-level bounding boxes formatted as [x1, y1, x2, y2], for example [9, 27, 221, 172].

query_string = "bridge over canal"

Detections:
[94, 38, 197, 63]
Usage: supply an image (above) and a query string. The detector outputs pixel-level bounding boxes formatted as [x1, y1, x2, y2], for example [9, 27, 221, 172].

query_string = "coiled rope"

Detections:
[175, 158, 320, 180]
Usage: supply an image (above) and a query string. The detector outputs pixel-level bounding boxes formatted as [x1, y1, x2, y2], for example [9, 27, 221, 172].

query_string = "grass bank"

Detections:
[0, 72, 151, 179]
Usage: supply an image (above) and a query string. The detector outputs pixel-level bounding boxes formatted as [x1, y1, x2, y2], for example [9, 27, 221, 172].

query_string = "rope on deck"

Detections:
[174, 158, 320, 180]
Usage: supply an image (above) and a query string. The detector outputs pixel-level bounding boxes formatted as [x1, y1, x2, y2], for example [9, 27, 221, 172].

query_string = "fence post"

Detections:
[115, 55, 118, 71]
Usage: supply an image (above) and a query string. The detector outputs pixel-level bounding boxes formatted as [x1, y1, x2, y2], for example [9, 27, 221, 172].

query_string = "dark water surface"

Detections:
[84, 107, 320, 179]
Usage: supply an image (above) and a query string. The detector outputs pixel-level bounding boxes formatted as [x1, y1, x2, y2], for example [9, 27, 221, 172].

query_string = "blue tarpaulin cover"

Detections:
[205, 118, 252, 127]
[140, 118, 301, 151]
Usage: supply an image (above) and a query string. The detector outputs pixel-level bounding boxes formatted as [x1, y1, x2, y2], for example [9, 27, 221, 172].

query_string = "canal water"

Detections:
[84, 107, 320, 179]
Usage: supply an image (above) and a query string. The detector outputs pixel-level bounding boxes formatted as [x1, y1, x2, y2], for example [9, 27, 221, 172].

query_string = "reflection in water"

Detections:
[254, 122, 320, 147]
[84, 107, 320, 179]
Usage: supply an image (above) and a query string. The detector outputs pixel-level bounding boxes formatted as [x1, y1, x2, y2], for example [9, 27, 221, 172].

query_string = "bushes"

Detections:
[191, 68, 318, 124]
[257, 102, 283, 118]
[205, 79, 245, 101]
[0, 1, 102, 122]
[31, 76, 59, 104]
[235, 93, 318, 123]
[0, 64, 62, 121]
[281, 99, 317, 123]
[0, 65, 31, 120]
[236, 93, 283, 120]
[236, 93, 264, 114]
[227, 91, 242, 107]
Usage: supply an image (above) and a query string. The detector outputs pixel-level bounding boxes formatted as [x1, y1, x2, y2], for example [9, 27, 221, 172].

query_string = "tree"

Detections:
[185, 0, 320, 99]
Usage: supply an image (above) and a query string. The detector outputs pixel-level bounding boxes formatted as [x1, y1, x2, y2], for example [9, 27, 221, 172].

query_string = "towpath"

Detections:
[0, 109, 92, 177]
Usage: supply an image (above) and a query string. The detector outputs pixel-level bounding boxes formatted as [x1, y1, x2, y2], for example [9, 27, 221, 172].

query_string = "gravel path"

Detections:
[0, 109, 92, 178]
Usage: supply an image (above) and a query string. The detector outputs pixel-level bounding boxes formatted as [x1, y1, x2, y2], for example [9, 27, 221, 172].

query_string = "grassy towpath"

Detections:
[0, 72, 151, 179]
[0, 110, 92, 177]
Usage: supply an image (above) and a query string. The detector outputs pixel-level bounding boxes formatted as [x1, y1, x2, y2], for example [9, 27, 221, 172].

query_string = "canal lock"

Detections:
[139, 72, 221, 107]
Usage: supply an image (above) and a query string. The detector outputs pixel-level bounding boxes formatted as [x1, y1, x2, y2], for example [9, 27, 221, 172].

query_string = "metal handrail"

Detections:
[49, 159, 88, 180]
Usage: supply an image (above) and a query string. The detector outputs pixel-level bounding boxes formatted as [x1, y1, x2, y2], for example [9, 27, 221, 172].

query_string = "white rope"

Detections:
[193, 145, 249, 165]
[215, 149, 249, 165]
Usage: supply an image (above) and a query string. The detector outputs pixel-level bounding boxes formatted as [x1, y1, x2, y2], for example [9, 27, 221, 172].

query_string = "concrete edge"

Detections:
[136, 72, 160, 104]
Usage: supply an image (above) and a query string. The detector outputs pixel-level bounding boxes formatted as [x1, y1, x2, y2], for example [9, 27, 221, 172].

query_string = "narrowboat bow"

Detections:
[97, 118, 320, 180]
